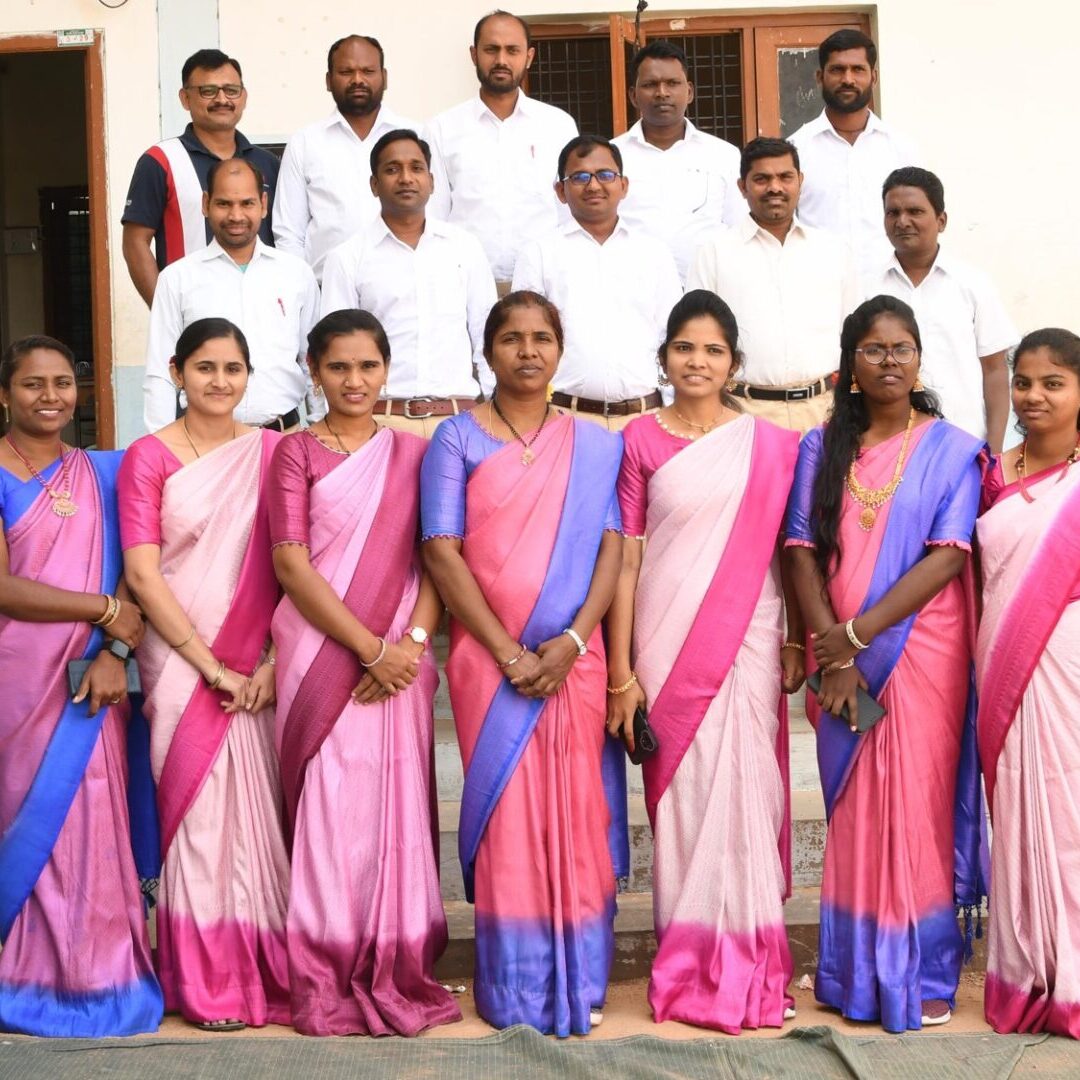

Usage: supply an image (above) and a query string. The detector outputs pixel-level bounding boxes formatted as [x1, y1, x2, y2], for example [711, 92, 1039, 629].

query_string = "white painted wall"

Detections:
[3, 1, 1078, 441]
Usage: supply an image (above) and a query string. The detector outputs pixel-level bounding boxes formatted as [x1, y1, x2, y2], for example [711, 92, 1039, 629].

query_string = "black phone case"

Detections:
[807, 670, 886, 733]
[66, 657, 142, 698]
[627, 704, 659, 765]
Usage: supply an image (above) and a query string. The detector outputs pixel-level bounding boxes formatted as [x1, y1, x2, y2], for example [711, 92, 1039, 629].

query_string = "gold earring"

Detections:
[2, 403, 8, 423]
[724, 377, 738, 393]
[913, 375, 925, 392]
[850, 378, 861, 394]
[313, 383, 324, 398]
[657, 365, 670, 387]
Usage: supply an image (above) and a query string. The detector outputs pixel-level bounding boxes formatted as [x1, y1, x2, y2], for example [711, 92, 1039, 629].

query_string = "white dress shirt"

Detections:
[788, 109, 920, 277]
[424, 93, 577, 282]
[144, 238, 320, 433]
[613, 119, 744, 282]
[320, 216, 497, 398]
[511, 219, 682, 401]
[272, 105, 417, 280]
[688, 216, 858, 387]
[865, 250, 1018, 439]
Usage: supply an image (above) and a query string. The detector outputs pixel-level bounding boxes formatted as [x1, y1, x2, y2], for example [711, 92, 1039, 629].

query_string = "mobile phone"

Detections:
[807, 670, 886, 733]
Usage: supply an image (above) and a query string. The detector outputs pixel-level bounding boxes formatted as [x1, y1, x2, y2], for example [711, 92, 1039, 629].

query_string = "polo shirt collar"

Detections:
[180, 122, 254, 158]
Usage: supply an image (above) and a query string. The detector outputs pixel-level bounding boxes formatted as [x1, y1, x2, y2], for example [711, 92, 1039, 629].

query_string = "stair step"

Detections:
[437, 790, 826, 903]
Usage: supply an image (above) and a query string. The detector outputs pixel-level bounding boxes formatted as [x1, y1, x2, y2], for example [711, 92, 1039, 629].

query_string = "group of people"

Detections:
[1, 7, 1075, 1050]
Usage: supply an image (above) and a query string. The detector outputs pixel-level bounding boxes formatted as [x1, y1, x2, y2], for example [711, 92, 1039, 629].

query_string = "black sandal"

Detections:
[196, 1018, 247, 1032]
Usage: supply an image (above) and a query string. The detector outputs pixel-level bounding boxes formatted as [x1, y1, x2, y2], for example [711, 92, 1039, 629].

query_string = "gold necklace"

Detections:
[319, 414, 378, 456]
[654, 412, 695, 441]
[846, 409, 917, 531]
[181, 417, 237, 459]
[5, 435, 78, 517]
[490, 393, 550, 466]
[1016, 436, 1080, 504]
[673, 407, 726, 434]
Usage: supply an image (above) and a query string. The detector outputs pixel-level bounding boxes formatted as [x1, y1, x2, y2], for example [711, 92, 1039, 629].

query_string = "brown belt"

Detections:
[730, 375, 835, 403]
[550, 391, 662, 417]
[373, 397, 477, 419]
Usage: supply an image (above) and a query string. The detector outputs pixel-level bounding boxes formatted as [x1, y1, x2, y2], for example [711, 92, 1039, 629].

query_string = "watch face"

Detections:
[408, 627, 428, 645]
[109, 639, 133, 661]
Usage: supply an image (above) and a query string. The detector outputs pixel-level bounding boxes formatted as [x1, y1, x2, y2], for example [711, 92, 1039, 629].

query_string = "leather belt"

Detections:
[550, 391, 662, 417]
[373, 397, 477, 419]
[262, 408, 301, 430]
[730, 375, 835, 403]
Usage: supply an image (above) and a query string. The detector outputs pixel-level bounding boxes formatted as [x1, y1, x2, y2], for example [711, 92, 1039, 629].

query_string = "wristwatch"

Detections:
[106, 639, 133, 662]
[404, 626, 429, 651]
[562, 627, 587, 656]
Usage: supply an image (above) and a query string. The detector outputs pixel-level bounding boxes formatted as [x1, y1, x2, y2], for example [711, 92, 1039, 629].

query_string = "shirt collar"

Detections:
[623, 117, 700, 149]
[198, 235, 267, 267]
[369, 213, 446, 247]
[560, 216, 629, 244]
[328, 104, 404, 137]
[808, 107, 890, 141]
[885, 245, 949, 282]
[473, 90, 532, 123]
[180, 123, 252, 157]
[737, 213, 807, 244]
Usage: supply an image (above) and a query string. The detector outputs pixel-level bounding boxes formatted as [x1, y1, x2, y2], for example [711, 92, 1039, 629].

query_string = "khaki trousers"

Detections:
[736, 388, 834, 436]
[557, 402, 660, 433]
[375, 412, 454, 439]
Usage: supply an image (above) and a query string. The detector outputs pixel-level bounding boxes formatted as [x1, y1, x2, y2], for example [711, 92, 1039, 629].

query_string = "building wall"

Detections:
[2, 2, 1076, 443]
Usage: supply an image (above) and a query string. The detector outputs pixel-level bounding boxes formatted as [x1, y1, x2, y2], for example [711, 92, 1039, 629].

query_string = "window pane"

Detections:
[529, 36, 614, 138]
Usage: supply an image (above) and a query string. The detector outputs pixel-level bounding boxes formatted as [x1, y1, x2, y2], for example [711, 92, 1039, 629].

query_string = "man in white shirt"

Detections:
[512, 135, 681, 431]
[689, 137, 857, 434]
[788, 29, 919, 277]
[273, 35, 416, 280]
[424, 11, 577, 288]
[320, 129, 496, 437]
[613, 40, 743, 282]
[144, 159, 320, 433]
[867, 166, 1017, 450]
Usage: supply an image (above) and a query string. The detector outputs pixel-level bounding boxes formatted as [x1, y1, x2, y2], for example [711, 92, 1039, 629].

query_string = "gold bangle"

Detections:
[827, 658, 856, 672]
[101, 597, 122, 628]
[92, 595, 120, 627]
[207, 661, 226, 689]
[498, 643, 527, 669]
[171, 626, 196, 650]
[606, 672, 639, 695]
[782, 640, 806, 653]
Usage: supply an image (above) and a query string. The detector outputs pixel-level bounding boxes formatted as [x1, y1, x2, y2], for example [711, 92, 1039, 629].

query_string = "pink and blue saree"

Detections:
[785, 418, 986, 1032]
[978, 459, 1080, 1037]
[421, 411, 625, 1037]
[0, 450, 162, 1036]
[619, 413, 799, 1032]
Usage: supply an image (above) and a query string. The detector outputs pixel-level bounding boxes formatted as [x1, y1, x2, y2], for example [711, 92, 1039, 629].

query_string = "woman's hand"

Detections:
[73, 651, 128, 714]
[514, 635, 579, 698]
[351, 671, 390, 705]
[606, 680, 647, 755]
[217, 668, 251, 714]
[814, 664, 869, 732]
[505, 650, 542, 696]
[366, 640, 421, 695]
[243, 661, 277, 713]
[103, 597, 145, 649]
[811, 623, 858, 670]
[781, 645, 807, 694]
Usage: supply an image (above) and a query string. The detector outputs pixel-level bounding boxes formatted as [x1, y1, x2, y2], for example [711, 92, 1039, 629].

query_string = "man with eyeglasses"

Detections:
[424, 10, 577, 292]
[866, 167, 1016, 450]
[689, 137, 857, 435]
[319, 130, 496, 437]
[511, 135, 681, 431]
[613, 40, 743, 283]
[273, 35, 416, 282]
[122, 48, 280, 306]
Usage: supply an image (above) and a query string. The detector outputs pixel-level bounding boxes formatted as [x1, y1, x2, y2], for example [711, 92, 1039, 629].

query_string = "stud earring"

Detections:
[724, 377, 738, 393]
[849, 378, 861, 394]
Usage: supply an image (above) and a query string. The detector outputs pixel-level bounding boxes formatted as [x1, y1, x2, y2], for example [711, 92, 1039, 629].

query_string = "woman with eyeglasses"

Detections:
[119, 318, 290, 1032]
[785, 295, 986, 1033]
[977, 329, 1080, 1038]
[0, 336, 162, 1037]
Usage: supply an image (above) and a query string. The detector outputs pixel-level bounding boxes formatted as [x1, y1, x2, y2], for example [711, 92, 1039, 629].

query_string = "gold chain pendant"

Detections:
[521, 448, 534, 466]
[50, 489, 79, 517]
[858, 506, 877, 531]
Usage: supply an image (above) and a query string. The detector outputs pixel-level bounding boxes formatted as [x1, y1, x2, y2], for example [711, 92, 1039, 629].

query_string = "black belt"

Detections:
[262, 408, 301, 430]
[730, 375, 835, 403]
[550, 391, 663, 417]
[373, 397, 478, 419]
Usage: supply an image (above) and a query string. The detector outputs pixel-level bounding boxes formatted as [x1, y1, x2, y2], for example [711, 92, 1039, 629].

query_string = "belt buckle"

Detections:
[602, 399, 613, 418]
[404, 397, 436, 419]
[787, 387, 810, 402]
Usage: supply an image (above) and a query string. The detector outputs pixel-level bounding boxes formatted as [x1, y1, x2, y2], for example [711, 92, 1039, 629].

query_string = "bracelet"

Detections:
[562, 627, 587, 656]
[360, 637, 387, 668]
[171, 626, 196, 650]
[827, 658, 856, 672]
[207, 660, 226, 689]
[92, 595, 120, 627]
[263, 654, 276, 667]
[782, 640, 805, 652]
[607, 672, 639, 695]
[845, 618, 869, 651]
[498, 643, 527, 669]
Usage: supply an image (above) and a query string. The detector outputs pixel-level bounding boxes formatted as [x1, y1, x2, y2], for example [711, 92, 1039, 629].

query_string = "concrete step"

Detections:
[434, 886, 989, 984]
[436, 787, 825, 903]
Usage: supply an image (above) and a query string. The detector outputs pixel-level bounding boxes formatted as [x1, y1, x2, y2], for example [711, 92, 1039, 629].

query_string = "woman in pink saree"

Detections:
[422, 292, 625, 1036]
[785, 296, 986, 1033]
[119, 318, 290, 1030]
[270, 309, 459, 1037]
[0, 336, 161, 1036]
[978, 328, 1080, 1038]
[606, 291, 802, 1032]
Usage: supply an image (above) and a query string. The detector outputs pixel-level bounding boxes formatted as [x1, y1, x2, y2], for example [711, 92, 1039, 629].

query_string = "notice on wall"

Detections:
[57, 29, 95, 48]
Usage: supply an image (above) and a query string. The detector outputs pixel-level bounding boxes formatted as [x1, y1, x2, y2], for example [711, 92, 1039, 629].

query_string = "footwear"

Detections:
[920, 1000, 952, 1027]
[196, 1018, 247, 1032]
[589, 1009, 604, 1027]
[783, 1006, 797, 1021]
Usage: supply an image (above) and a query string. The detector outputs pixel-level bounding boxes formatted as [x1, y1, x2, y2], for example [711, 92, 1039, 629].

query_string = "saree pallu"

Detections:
[785, 419, 986, 1033]
[0, 451, 162, 1036]
[426, 414, 623, 1037]
[977, 462, 1080, 1037]
[127, 431, 290, 1026]
[272, 429, 460, 1037]
[634, 415, 799, 1032]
